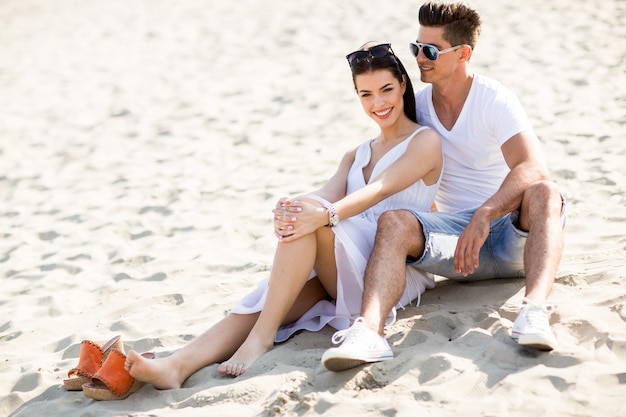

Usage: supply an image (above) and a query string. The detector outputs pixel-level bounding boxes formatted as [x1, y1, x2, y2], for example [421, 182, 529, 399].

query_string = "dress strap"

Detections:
[406, 125, 430, 142]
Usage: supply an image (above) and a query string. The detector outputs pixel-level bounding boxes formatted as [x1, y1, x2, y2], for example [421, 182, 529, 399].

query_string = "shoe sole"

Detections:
[323, 357, 368, 372]
[513, 333, 556, 351]
[322, 350, 393, 372]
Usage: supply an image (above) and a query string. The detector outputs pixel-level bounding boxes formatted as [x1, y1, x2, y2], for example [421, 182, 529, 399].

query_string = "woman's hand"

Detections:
[272, 197, 326, 242]
[272, 197, 301, 240]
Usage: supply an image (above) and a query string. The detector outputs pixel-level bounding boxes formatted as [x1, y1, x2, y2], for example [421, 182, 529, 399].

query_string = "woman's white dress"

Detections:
[231, 127, 441, 342]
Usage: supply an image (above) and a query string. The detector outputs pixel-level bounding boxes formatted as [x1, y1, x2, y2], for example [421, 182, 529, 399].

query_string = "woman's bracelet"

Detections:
[325, 203, 339, 227]
[301, 194, 339, 227]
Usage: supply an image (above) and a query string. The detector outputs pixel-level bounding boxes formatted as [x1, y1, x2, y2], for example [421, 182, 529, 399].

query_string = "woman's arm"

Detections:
[308, 148, 357, 203]
[333, 129, 441, 221]
[272, 147, 356, 239]
[277, 129, 442, 241]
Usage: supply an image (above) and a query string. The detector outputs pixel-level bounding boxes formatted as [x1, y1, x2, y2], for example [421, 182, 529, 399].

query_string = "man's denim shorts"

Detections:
[406, 198, 566, 281]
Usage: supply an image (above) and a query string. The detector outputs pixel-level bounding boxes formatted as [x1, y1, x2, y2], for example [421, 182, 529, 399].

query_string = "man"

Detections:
[321, 1, 566, 372]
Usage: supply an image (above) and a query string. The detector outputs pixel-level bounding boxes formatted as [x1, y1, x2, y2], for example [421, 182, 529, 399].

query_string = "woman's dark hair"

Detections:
[349, 43, 417, 123]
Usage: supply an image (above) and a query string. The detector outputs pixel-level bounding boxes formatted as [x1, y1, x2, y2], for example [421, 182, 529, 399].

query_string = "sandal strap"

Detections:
[91, 349, 134, 397]
[101, 335, 123, 355]
[67, 340, 103, 379]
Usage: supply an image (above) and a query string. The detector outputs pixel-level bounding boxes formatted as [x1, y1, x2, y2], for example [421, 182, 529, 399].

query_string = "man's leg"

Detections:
[518, 180, 564, 301]
[512, 180, 564, 350]
[361, 210, 425, 335]
[321, 210, 426, 371]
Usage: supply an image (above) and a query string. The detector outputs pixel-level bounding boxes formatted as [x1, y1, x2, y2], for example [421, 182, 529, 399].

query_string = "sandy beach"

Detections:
[1, 0, 625, 416]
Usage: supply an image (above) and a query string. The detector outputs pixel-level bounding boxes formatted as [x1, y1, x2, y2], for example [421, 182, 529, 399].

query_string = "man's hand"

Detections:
[454, 209, 491, 276]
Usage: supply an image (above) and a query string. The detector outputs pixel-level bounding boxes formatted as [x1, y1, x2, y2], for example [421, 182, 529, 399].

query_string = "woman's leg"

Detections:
[218, 227, 338, 376]
[128, 227, 340, 384]
[126, 312, 258, 389]
[127, 276, 331, 389]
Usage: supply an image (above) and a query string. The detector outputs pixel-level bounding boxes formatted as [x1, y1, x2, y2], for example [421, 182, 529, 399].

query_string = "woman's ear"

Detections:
[401, 74, 407, 94]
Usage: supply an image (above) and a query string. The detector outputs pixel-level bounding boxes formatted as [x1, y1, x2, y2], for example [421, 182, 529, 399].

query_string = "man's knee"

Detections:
[376, 210, 424, 254]
[519, 181, 563, 229]
[524, 181, 562, 211]
[378, 210, 418, 232]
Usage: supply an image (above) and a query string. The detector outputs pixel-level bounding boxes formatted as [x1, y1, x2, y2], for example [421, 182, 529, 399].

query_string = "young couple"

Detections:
[124, 1, 565, 388]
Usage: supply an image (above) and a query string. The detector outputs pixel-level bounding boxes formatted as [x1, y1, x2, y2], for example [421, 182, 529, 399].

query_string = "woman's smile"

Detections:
[374, 107, 393, 118]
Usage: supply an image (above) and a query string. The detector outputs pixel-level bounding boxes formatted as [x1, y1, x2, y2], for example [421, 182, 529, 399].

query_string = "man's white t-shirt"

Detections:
[415, 73, 534, 213]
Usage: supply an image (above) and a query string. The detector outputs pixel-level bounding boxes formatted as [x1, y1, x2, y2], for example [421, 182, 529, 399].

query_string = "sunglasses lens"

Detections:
[369, 44, 391, 58]
[410, 43, 439, 60]
[423, 45, 438, 60]
[347, 51, 368, 64]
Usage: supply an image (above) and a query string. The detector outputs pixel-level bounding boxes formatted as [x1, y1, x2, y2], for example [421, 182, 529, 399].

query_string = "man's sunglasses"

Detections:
[346, 43, 395, 65]
[409, 42, 463, 61]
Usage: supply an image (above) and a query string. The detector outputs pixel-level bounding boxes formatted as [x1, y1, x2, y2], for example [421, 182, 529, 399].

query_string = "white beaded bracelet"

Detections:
[325, 203, 339, 227]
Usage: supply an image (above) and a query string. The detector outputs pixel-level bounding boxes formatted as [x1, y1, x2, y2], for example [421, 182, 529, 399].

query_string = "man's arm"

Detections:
[454, 130, 550, 276]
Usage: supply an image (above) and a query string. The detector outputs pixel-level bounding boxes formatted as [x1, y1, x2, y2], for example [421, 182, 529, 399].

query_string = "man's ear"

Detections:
[460, 45, 473, 62]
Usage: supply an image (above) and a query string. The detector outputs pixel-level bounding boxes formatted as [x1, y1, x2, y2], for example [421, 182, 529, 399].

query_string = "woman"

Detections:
[125, 42, 443, 386]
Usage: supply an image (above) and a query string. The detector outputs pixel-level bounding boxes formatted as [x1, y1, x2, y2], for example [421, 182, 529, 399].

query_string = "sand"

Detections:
[1, 0, 625, 416]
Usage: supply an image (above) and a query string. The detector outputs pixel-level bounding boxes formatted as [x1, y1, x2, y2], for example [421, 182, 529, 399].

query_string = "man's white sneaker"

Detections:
[511, 297, 557, 351]
[322, 317, 393, 372]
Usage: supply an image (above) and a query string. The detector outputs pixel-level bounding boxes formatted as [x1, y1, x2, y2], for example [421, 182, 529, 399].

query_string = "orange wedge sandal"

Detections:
[63, 335, 123, 391]
[82, 349, 155, 400]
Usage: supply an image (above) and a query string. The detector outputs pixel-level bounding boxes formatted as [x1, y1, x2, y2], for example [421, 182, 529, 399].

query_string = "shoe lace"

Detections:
[522, 297, 554, 328]
[331, 317, 367, 345]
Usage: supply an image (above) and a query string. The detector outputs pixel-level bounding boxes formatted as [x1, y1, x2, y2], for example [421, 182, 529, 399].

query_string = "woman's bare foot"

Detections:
[217, 335, 273, 377]
[217, 360, 248, 377]
[125, 350, 183, 390]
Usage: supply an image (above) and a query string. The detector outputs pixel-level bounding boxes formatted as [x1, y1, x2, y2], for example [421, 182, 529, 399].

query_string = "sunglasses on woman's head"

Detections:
[409, 42, 463, 61]
[346, 43, 395, 66]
